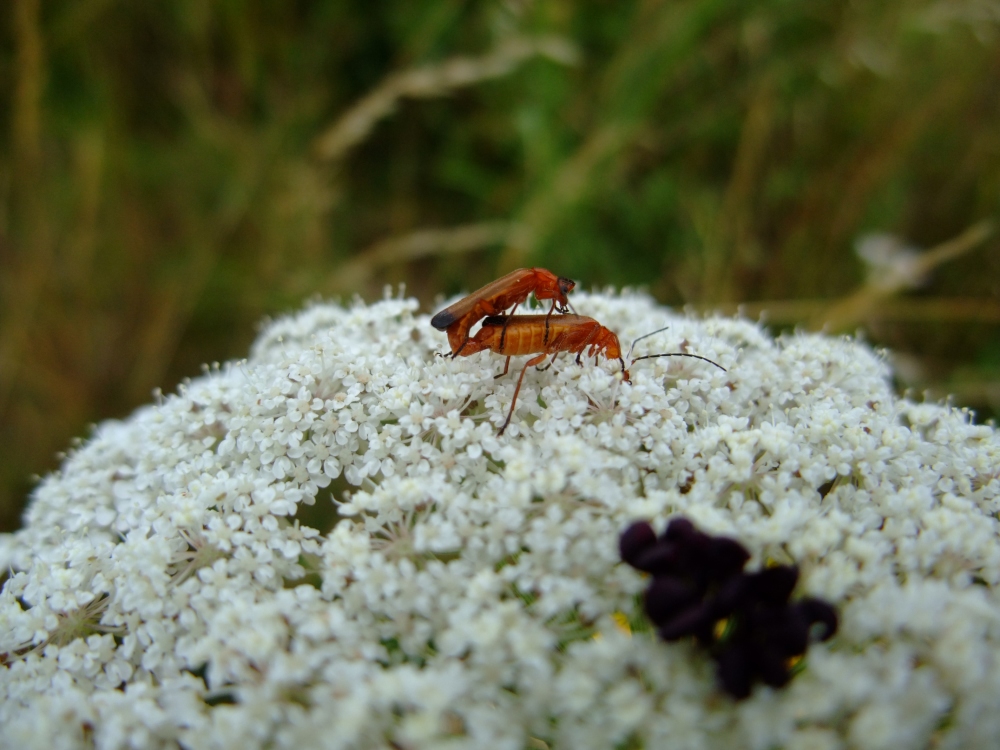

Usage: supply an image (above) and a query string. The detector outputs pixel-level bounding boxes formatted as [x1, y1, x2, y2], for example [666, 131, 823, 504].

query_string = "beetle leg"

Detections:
[494, 356, 511, 380]
[499, 302, 520, 351]
[536, 353, 559, 372]
[498, 353, 547, 435]
[543, 300, 559, 346]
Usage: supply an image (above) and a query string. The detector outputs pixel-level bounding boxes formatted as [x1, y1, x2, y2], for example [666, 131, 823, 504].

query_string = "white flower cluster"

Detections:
[2, 290, 999, 750]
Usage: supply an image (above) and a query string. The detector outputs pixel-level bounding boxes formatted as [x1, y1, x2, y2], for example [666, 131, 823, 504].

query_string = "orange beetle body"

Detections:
[430, 268, 575, 357]
[458, 314, 629, 434]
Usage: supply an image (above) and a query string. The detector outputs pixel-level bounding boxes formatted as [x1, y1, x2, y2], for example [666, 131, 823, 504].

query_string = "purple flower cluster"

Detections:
[620, 517, 838, 699]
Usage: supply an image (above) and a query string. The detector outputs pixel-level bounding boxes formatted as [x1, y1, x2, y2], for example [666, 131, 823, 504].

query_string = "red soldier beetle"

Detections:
[459, 318, 726, 435]
[457, 313, 628, 434]
[430, 268, 575, 357]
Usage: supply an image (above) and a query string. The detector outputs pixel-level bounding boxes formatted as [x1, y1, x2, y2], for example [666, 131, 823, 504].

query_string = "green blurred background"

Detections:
[2, 0, 999, 532]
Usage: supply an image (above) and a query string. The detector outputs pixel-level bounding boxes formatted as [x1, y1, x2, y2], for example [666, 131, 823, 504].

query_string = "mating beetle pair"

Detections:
[431, 268, 724, 434]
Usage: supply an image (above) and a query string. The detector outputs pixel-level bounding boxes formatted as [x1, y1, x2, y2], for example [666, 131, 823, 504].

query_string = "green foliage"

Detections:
[1, 0, 998, 530]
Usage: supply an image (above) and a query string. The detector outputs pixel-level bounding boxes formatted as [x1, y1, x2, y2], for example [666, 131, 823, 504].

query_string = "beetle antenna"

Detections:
[631, 352, 726, 372]
[626, 325, 671, 361]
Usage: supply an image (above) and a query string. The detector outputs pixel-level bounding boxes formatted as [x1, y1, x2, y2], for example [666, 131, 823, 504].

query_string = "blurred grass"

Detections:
[1, 0, 999, 531]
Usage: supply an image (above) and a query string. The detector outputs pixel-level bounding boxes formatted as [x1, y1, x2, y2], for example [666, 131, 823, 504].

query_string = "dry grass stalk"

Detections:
[325, 221, 523, 293]
[314, 36, 578, 162]
[697, 297, 1000, 326]
[812, 220, 994, 332]
[0, 0, 47, 420]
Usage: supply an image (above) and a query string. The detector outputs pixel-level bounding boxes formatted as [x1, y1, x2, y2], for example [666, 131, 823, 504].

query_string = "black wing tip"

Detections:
[430, 310, 456, 330]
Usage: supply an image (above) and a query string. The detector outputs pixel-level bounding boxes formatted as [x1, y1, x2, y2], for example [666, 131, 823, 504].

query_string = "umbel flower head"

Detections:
[2, 290, 1000, 749]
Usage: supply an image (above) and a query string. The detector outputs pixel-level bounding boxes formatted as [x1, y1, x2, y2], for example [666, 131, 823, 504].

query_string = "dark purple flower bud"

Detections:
[797, 598, 839, 641]
[754, 646, 792, 689]
[750, 566, 799, 606]
[631, 542, 683, 576]
[663, 517, 697, 542]
[716, 644, 753, 700]
[703, 537, 751, 581]
[707, 575, 750, 618]
[680, 530, 714, 564]
[644, 578, 699, 627]
[619, 521, 657, 568]
[622, 516, 839, 700]
[759, 606, 809, 656]
[657, 601, 713, 642]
